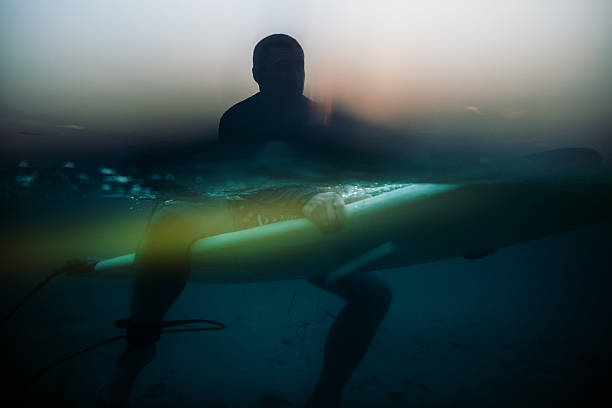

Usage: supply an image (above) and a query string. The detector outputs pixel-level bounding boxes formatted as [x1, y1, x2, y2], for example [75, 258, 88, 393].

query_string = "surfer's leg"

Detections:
[96, 261, 192, 406]
[305, 271, 392, 408]
[96, 199, 234, 407]
[96, 202, 194, 406]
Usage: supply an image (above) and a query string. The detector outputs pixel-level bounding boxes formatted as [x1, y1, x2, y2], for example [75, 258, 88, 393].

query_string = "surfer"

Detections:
[97, 34, 392, 408]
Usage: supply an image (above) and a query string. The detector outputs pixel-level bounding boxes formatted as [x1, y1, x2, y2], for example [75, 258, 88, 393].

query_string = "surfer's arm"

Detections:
[239, 186, 347, 233]
[218, 107, 250, 149]
[217, 110, 234, 145]
[240, 185, 322, 214]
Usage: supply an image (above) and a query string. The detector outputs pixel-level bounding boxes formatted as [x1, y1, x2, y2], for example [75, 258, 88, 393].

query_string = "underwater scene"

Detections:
[2, 1, 612, 407]
[2, 145, 611, 408]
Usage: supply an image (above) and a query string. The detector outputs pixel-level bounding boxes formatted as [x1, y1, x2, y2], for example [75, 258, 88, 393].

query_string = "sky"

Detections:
[1, 0, 611, 156]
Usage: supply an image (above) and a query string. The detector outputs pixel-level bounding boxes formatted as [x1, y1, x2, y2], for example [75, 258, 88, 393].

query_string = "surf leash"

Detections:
[2, 259, 226, 391]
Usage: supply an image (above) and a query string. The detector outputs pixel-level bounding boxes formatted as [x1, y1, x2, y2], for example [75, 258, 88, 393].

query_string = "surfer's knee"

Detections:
[333, 272, 392, 312]
[371, 279, 393, 313]
[138, 203, 197, 266]
[148, 203, 193, 243]
[355, 275, 392, 315]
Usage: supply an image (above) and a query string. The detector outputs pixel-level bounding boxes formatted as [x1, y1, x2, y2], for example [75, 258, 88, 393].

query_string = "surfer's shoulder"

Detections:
[220, 93, 262, 122]
[218, 93, 262, 142]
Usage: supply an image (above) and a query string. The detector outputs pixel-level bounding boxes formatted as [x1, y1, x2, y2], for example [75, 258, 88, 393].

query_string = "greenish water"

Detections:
[1, 149, 611, 407]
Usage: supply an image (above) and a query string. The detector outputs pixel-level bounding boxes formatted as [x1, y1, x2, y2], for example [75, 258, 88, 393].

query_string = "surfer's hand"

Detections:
[302, 192, 347, 233]
[344, 193, 372, 204]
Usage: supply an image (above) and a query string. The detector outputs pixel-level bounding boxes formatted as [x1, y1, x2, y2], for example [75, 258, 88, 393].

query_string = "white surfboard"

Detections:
[89, 182, 612, 283]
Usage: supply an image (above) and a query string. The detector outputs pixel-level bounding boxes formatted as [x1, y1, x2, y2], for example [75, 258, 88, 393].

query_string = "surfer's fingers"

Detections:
[304, 192, 344, 233]
[324, 200, 338, 231]
[329, 195, 346, 227]
[313, 206, 330, 233]
[336, 200, 347, 226]
[312, 200, 336, 233]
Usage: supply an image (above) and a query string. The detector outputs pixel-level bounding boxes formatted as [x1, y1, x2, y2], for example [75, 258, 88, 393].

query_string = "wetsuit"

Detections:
[229, 185, 321, 230]
[218, 92, 320, 157]
[223, 92, 393, 408]
[128, 184, 321, 345]
[127, 92, 392, 408]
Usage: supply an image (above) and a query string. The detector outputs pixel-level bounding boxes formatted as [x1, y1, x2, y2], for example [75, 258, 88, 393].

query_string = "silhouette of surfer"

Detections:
[96, 34, 392, 408]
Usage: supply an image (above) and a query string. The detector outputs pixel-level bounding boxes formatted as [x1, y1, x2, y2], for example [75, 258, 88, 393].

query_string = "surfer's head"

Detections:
[252, 34, 305, 97]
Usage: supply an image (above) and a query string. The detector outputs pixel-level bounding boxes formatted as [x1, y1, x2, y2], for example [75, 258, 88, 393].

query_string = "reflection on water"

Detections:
[4, 157, 417, 203]
[4, 146, 608, 203]
[1, 149, 611, 408]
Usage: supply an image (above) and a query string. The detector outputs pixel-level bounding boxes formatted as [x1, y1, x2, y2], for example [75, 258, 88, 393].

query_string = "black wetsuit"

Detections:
[128, 92, 392, 408]
[218, 92, 393, 408]
[219, 92, 320, 156]
[228, 185, 320, 230]
[218, 91, 326, 228]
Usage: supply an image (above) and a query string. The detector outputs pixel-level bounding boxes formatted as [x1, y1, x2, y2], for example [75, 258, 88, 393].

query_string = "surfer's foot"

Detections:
[95, 343, 156, 407]
[95, 376, 131, 408]
[304, 386, 342, 408]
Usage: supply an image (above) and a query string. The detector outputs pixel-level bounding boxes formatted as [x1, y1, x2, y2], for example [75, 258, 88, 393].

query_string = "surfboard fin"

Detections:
[325, 241, 396, 285]
[463, 249, 497, 260]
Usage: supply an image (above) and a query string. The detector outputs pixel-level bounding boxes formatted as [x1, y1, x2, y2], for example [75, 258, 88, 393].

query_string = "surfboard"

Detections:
[88, 181, 612, 283]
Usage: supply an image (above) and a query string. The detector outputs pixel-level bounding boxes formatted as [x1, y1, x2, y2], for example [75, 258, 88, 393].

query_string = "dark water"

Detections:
[1, 152, 611, 407]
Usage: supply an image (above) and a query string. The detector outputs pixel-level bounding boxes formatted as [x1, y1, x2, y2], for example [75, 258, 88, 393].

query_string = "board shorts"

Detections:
[135, 196, 305, 268]
[128, 196, 307, 341]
